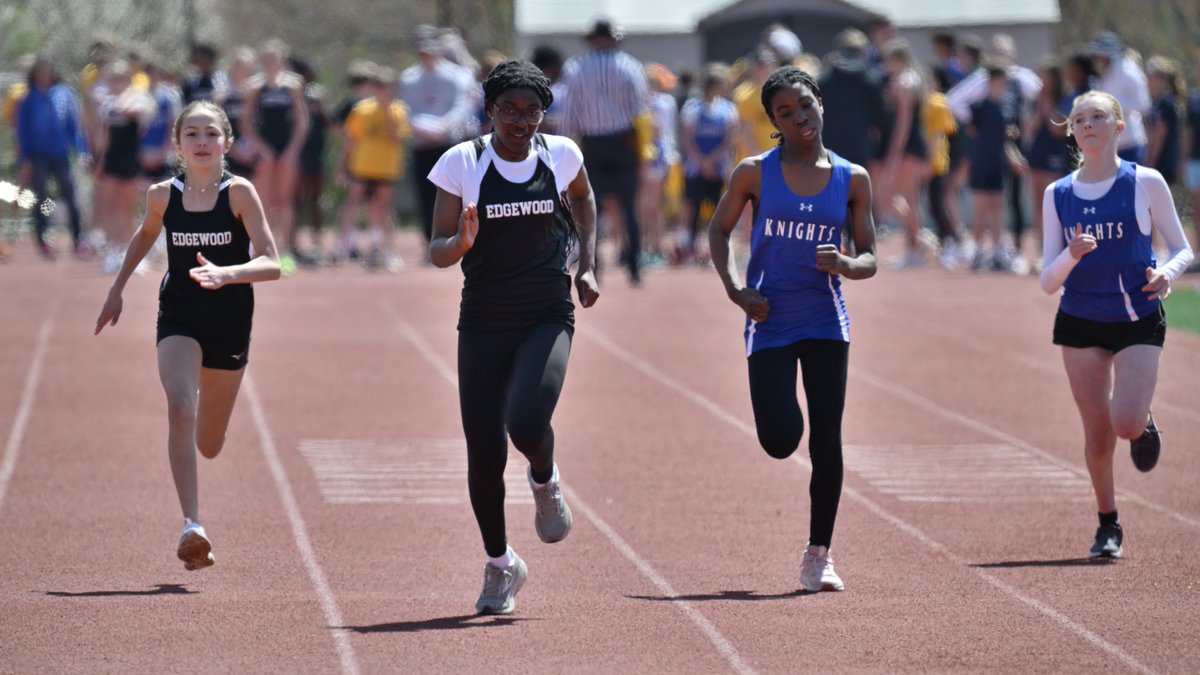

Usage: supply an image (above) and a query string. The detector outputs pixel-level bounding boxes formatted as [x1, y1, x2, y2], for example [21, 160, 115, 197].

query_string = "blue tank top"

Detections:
[683, 97, 737, 177]
[744, 148, 852, 356]
[1052, 160, 1158, 323]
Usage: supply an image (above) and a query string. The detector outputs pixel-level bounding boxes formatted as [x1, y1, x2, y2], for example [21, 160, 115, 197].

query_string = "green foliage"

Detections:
[1165, 285, 1200, 335]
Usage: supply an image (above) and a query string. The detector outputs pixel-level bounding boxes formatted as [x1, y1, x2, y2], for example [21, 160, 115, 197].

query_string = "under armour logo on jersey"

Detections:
[799, 203, 814, 212]
[1082, 206, 1096, 215]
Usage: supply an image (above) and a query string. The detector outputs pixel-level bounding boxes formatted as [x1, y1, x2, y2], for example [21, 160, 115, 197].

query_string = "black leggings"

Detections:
[747, 339, 848, 548]
[458, 323, 573, 557]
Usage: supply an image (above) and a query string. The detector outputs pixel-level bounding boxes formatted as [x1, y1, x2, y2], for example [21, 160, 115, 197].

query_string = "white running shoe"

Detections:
[475, 552, 527, 615]
[177, 522, 215, 571]
[800, 544, 844, 592]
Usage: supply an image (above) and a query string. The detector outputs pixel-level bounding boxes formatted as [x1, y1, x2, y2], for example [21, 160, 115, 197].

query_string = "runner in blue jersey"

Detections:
[1040, 90, 1193, 560]
[708, 66, 877, 593]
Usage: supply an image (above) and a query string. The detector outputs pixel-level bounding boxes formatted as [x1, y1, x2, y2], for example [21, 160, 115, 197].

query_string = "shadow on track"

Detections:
[626, 589, 810, 602]
[969, 558, 1113, 569]
[343, 614, 542, 633]
[43, 584, 193, 597]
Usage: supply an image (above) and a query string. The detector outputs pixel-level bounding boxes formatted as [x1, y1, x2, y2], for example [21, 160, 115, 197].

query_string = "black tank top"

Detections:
[159, 173, 254, 323]
[459, 135, 574, 333]
[256, 83, 295, 150]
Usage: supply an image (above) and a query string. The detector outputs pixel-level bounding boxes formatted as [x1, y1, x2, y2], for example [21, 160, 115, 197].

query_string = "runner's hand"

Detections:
[1143, 266, 1171, 301]
[1068, 223, 1097, 260]
[456, 203, 479, 251]
[815, 244, 846, 274]
[190, 252, 229, 290]
[95, 289, 123, 334]
[575, 269, 600, 308]
[733, 287, 769, 323]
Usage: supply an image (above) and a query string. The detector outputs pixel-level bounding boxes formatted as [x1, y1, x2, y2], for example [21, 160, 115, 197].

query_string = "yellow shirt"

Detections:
[4, 82, 28, 126]
[921, 92, 957, 177]
[344, 98, 411, 181]
[732, 80, 774, 160]
[80, 65, 150, 93]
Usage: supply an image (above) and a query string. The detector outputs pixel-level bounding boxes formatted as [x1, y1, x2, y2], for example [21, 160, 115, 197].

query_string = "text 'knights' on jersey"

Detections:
[159, 173, 253, 322]
[744, 148, 853, 356]
[1052, 159, 1157, 323]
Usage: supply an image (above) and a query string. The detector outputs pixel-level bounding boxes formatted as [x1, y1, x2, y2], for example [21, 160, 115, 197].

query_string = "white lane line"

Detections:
[244, 376, 360, 675]
[583, 328, 1157, 675]
[849, 369, 1200, 531]
[392, 316, 755, 675]
[0, 311, 54, 514]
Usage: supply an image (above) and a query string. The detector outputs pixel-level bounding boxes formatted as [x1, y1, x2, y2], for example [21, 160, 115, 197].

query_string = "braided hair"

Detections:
[483, 59, 554, 108]
[760, 66, 821, 145]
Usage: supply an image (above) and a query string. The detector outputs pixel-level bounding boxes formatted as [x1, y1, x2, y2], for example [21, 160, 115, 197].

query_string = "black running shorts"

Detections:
[1053, 306, 1166, 353]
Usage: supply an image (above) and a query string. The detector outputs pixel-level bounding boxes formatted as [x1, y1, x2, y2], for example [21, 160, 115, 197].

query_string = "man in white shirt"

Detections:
[1089, 31, 1151, 163]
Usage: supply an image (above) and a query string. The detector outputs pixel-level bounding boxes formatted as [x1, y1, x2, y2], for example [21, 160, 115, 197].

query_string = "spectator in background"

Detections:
[17, 54, 88, 260]
[638, 63, 680, 266]
[243, 39, 309, 273]
[561, 19, 649, 286]
[530, 45, 566, 135]
[1024, 58, 1072, 269]
[967, 63, 1015, 272]
[819, 28, 883, 170]
[924, 67, 964, 269]
[733, 48, 777, 161]
[181, 44, 226, 104]
[761, 23, 802, 66]
[94, 60, 155, 274]
[948, 34, 1041, 267]
[1065, 51, 1098, 99]
[139, 60, 183, 184]
[1186, 52, 1200, 261]
[339, 66, 410, 272]
[1144, 56, 1184, 187]
[930, 29, 964, 87]
[220, 47, 259, 181]
[291, 57, 331, 267]
[679, 63, 738, 265]
[402, 24, 479, 246]
[864, 14, 894, 76]
[1090, 31, 1151, 164]
[879, 39, 929, 268]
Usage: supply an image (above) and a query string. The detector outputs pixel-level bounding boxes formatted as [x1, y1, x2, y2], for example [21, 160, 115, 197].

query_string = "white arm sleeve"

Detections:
[1140, 168, 1195, 280]
[1039, 185, 1078, 294]
[946, 70, 985, 123]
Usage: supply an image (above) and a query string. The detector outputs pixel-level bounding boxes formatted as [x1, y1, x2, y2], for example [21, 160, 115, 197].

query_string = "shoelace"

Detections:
[481, 565, 512, 596]
[534, 484, 563, 517]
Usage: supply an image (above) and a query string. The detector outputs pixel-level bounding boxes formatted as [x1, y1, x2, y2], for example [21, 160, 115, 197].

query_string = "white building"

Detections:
[515, 0, 1060, 71]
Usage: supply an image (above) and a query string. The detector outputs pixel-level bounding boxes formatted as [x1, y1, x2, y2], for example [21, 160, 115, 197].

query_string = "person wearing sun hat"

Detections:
[1090, 30, 1151, 163]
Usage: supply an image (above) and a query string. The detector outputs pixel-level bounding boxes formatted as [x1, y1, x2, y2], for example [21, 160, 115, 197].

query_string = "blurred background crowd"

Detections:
[2, 0, 1199, 282]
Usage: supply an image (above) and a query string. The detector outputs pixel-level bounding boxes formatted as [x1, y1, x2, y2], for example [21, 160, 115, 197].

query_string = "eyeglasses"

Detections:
[495, 107, 546, 125]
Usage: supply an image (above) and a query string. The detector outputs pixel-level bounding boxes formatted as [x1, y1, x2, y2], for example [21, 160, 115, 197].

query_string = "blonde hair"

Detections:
[172, 101, 234, 171]
[1066, 91, 1124, 169]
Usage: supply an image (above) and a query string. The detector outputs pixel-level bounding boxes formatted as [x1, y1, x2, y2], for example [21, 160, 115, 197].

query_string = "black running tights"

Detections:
[458, 323, 572, 557]
[747, 339, 848, 548]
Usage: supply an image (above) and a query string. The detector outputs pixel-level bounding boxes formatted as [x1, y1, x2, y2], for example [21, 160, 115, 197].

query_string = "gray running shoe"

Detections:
[475, 552, 527, 615]
[528, 464, 572, 543]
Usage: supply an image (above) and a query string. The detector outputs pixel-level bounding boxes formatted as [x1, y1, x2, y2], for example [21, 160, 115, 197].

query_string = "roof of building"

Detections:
[517, 0, 1059, 35]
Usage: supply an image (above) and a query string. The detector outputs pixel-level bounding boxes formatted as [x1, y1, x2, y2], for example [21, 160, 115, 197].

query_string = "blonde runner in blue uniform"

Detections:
[708, 66, 877, 592]
[1039, 90, 1193, 559]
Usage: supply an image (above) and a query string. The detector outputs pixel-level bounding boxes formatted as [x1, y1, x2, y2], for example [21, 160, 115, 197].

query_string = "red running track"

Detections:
[1, 233, 1198, 673]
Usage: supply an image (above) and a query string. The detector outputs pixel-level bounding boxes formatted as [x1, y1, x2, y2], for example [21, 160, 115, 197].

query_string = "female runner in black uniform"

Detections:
[95, 101, 281, 571]
[243, 39, 308, 271]
[427, 60, 599, 615]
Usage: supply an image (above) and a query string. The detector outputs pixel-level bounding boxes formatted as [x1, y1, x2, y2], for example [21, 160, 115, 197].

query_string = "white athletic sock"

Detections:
[184, 517, 201, 531]
[531, 463, 559, 488]
[369, 228, 384, 246]
[487, 545, 515, 569]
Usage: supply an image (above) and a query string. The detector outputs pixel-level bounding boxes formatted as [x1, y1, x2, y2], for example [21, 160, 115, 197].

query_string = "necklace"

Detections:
[185, 178, 221, 193]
